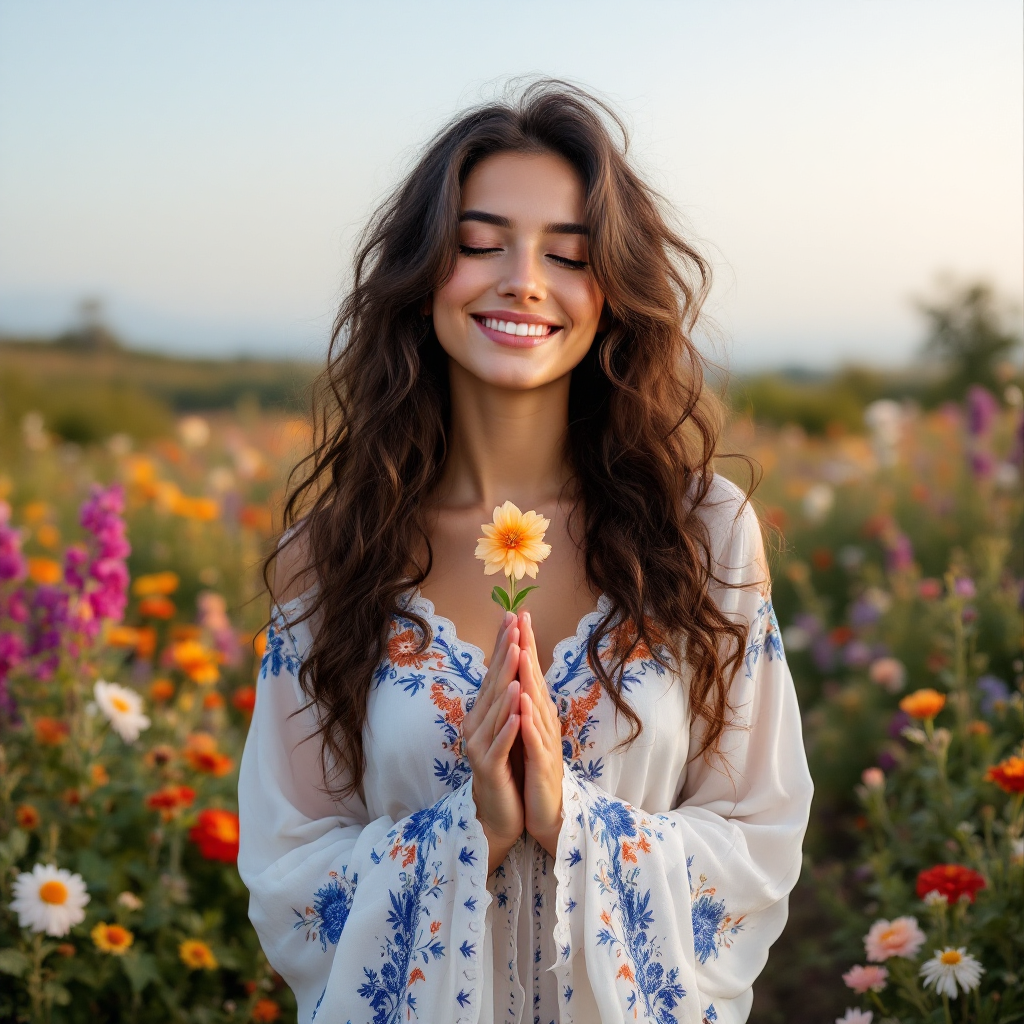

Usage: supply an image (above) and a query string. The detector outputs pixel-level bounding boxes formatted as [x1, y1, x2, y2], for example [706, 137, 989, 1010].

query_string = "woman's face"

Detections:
[431, 150, 605, 391]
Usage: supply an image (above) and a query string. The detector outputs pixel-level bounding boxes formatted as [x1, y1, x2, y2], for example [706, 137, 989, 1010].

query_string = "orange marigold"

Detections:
[179, 938, 218, 970]
[231, 686, 256, 715]
[139, 595, 176, 619]
[27, 557, 62, 585]
[150, 679, 175, 702]
[133, 571, 180, 597]
[899, 688, 946, 720]
[251, 1000, 281, 1023]
[183, 733, 234, 776]
[15, 804, 40, 829]
[34, 716, 70, 746]
[202, 691, 225, 710]
[189, 809, 239, 863]
[146, 785, 196, 820]
[985, 755, 1024, 794]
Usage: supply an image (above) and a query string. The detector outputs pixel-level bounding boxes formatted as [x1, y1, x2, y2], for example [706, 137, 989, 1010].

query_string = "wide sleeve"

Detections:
[237, 599, 492, 1024]
[549, 490, 813, 1024]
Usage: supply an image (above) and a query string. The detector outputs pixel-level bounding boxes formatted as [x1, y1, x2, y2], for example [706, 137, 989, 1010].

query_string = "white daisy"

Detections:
[836, 1009, 873, 1024]
[93, 680, 150, 742]
[920, 947, 984, 998]
[10, 863, 90, 936]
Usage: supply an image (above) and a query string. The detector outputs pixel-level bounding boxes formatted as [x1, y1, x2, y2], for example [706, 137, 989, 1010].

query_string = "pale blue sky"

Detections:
[0, 1, 1020, 369]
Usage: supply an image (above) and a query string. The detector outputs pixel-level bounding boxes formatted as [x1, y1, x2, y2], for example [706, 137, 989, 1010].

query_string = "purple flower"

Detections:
[0, 502, 27, 582]
[63, 545, 89, 591]
[849, 597, 882, 629]
[843, 640, 873, 668]
[969, 450, 995, 480]
[877, 749, 898, 772]
[977, 674, 1009, 714]
[966, 385, 999, 438]
[953, 577, 976, 599]
[887, 710, 911, 740]
[885, 532, 914, 573]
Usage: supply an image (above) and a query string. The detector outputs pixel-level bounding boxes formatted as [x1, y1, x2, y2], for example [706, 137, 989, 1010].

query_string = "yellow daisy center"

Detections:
[940, 950, 962, 965]
[110, 696, 131, 713]
[39, 880, 68, 905]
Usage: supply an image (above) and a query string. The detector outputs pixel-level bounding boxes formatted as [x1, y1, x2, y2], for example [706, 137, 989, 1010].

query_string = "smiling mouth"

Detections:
[471, 315, 561, 339]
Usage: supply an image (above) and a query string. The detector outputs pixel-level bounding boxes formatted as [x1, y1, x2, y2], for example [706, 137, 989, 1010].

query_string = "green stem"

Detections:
[508, 574, 516, 609]
[942, 994, 953, 1024]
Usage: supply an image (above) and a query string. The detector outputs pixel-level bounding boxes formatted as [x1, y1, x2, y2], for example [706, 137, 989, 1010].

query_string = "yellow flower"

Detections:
[179, 938, 218, 970]
[132, 571, 180, 597]
[475, 501, 551, 582]
[91, 922, 134, 955]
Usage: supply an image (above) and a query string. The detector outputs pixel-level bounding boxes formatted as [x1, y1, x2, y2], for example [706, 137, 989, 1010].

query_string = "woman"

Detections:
[238, 80, 812, 1024]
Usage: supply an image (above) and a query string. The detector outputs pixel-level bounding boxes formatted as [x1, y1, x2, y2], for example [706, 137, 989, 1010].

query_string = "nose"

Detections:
[497, 243, 547, 304]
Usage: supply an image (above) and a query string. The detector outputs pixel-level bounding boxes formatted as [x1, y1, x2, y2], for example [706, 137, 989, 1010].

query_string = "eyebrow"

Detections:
[459, 209, 589, 236]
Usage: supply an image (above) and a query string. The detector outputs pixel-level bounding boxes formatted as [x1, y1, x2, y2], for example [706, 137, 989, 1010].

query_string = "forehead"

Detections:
[460, 151, 586, 225]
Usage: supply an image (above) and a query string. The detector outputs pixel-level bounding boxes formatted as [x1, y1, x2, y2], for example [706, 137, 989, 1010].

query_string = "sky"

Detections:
[0, 1, 1021, 370]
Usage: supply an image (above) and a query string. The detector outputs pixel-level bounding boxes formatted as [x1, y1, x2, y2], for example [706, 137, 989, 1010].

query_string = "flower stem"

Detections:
[508, 574, 516, 608]
[942, 994, 953, 1024]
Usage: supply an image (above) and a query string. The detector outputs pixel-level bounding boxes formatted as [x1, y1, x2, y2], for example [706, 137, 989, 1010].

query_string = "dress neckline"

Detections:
[403, 588, 611, 684]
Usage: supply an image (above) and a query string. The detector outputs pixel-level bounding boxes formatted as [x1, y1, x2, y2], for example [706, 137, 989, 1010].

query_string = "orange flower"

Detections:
[145, 785, 196, 820]
[134, 626, 157, 659]
[15, 804, 40, 829]
[202, 691, 225, 710]
[34, 717, 70, 746]
[388, 629, 440, 670]
[22, 500, 51, 525]
[231, 686, 256, 716]
[189, 809, 240, 862]
[408, 968, 426, 986]
[251, 1000, 281, 1023]
[899, 688, 946, 720]
[171, 640, 221, 685]
[179, 938, 218, 970]
[617, 963, 635, 982]
[985, 755, 1024, 794]
[475, 501, 551, 581]
[240, 505, 273, 533]
[132, 571, 179, 597]
[36, 523, 61, 549]
[27, 557, 62, 585]
[106, 625, 140, 648]
[253, 630, 268, 659]
[139, 596, 176, 619]
[150, 679, 175, 702]
[91, 922, 134, 955]
[90, 764, 110, 787]
[171, 495, 219, 521]
[183, 733, 234, 776]
[621, 841, 637, 864]
[967, 720, 991, 737]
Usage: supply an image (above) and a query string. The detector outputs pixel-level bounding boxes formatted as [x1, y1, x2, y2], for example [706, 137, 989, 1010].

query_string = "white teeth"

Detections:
[480, 317, 552, 337]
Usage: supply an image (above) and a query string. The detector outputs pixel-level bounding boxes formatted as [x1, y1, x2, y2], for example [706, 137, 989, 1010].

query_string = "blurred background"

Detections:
[0, 3, 1021, 1022]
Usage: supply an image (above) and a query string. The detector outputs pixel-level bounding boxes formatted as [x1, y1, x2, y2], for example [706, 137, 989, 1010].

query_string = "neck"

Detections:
[435, 359, 572, 510]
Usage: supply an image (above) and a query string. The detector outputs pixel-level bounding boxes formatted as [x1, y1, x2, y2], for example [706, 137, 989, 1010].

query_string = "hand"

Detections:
[517, 611, 565, 858]
[464, 611, 524, 873]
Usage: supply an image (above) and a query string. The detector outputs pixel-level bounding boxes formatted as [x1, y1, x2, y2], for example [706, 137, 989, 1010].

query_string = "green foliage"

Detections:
[919, 281, 1023, 401]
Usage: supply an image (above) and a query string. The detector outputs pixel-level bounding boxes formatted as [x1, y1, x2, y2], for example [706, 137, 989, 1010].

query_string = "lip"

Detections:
[470, 311, 564, 349]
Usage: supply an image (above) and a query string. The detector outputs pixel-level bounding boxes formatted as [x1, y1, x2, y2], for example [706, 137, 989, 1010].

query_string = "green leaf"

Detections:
[510, 586, 538, 611]
[490, 586, 512, 611]
[120, 951, 160, 995]
[0, 948, 30, 978]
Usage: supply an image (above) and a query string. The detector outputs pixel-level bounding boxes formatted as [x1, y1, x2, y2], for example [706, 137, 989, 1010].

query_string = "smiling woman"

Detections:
[239, 79, 812, 1024]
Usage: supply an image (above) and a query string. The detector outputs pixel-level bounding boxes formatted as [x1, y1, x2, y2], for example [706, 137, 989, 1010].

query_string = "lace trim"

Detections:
[551, 768, 586, 1024]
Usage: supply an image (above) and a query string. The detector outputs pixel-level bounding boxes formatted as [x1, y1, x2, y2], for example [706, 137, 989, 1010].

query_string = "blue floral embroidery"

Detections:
[358, 800, 455, 1024]
[293, 867, 358, 951]
[588, 795, 684, 1021]
[687, 856, 745, 963]
[744, 596, 784, 679]
[703, 1004, 718, 1024]
[261, 622, 302, 678]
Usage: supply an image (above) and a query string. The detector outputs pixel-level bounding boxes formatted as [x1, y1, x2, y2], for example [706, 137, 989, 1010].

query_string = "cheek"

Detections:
[435, 260, 490, 315]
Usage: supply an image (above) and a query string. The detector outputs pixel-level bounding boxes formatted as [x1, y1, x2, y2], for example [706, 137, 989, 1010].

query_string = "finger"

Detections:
[519, 613, 558, 737]
[520, 691, 543, 759]
[487, 708, 521, 764]
[479, 671, 519, 749]
[471, 622, 519, 724]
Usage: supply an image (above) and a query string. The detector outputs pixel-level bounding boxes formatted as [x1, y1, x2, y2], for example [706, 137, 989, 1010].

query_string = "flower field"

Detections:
[0, 385, 1021, 1022]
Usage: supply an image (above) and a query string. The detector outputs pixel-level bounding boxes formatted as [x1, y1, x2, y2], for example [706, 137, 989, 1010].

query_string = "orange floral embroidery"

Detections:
[562, 681, 602, 736]
[637, 834, 652, 854]
[617, 963, 635, 982]
[621, 841, 637, 863]
[600, 909, 612, 926]
[408, 967, 426, 986]
[429, 682, 465, 729]
[608, 618, 665, 666]
[387, 629, 440, 670]
[430, 920, 442, 934]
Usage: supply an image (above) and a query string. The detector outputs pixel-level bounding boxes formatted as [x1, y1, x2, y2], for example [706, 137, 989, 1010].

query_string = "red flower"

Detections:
[189, 809, 240, 863]
[985, 755, 1024, 794]
[915, 863, 986, 904]
[231, 686, 256, 716]
[146, 785, 196, 821]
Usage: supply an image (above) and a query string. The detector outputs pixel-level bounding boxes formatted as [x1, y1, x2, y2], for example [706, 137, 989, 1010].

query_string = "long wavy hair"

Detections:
[267, 80, 759, 797]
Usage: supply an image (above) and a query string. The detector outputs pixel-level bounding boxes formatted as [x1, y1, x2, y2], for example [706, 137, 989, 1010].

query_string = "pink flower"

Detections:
[864, 916, 926, 961]
[868, 657, 906, 694]
[842, 964, 888, 993]
[861, 768, 885, 790]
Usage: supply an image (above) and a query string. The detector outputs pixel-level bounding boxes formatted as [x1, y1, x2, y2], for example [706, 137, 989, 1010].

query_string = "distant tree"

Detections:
[918, 280, 1022, 399]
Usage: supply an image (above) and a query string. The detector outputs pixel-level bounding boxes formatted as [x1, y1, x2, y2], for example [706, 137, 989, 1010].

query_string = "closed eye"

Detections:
[459, 245, 502, 256]
[548, 254, 588, 270]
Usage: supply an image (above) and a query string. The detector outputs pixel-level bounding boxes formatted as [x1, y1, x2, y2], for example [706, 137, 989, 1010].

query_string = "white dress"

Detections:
[237, 474, 813, 1024]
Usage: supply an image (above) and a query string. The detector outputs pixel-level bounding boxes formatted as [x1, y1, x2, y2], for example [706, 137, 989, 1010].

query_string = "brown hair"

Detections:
[268, 79, 757, 797]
